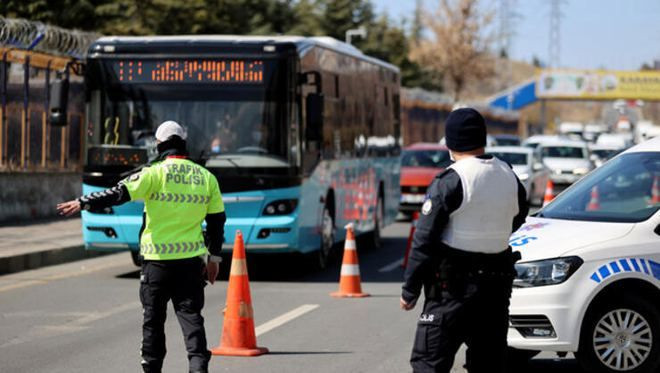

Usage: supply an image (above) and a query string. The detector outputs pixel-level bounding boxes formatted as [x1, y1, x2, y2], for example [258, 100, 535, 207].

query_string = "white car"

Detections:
[597, 133, 634, 150]
[538, 140, 593, 186]
[487, 146, 550, 205]
[589, 143, 622, 168]
[522, 135, 562, 149]
[508, 136, 660, 373]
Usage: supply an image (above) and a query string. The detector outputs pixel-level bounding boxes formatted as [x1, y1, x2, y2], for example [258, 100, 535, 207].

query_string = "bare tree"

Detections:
[410, 0, 496, 103]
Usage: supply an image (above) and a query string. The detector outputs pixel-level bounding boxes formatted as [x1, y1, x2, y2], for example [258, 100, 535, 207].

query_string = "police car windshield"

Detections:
[541, 152, 660, 223]
[402, 150, 451, 168]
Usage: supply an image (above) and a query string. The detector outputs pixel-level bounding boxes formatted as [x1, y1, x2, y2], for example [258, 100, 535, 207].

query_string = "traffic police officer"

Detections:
[57, 121, 226, 373]
[400, 108, 528, 373]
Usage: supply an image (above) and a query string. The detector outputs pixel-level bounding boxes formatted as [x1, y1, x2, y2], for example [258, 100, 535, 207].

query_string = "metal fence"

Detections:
[0, 17, 99, 172]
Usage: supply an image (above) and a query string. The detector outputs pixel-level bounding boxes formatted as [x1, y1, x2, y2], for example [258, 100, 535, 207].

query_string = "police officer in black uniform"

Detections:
[400, 108, 528, 373]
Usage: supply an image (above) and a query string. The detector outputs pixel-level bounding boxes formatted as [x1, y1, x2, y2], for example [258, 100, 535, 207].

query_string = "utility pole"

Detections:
[543, 0, 563, 132]
[498, 0, 516, 91]
[549, 0, 562, 68]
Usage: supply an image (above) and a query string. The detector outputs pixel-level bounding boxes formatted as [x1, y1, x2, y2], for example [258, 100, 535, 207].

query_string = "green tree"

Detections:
[287, 0, 321, 36]
[1, 0, 99, 31]
[318, 0, 373, 41]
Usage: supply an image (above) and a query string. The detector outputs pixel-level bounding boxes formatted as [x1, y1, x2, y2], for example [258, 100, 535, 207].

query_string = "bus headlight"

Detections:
[514, 256, 583, 288]
[263, 199, 298, 215]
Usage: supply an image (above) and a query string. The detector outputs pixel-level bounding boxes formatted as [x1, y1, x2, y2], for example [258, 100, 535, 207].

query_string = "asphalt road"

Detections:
[0, 220, 584, 373]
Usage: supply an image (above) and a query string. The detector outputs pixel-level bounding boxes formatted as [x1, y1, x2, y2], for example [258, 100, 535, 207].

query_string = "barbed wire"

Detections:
[0, 16, 101, 59]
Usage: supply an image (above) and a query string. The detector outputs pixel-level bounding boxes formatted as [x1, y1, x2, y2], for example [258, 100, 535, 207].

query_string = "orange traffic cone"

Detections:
[542, 180, 555, 207]
[402, 212, 419, 269]
[211, 231, 268, 356]
[331, 224, 369, 298]
[650, 176, 660, 205]
[586, 186, 600, 211]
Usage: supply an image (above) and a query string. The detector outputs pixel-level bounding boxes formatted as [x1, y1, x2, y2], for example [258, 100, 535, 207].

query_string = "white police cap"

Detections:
[155, 120, 187, 141]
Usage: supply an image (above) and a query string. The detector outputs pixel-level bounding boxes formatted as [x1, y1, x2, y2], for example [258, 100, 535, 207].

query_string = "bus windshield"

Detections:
[86, 58, 292, 168]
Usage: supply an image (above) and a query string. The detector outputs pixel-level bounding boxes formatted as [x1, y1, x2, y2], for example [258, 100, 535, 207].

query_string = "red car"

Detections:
[399, 143, 452, 216]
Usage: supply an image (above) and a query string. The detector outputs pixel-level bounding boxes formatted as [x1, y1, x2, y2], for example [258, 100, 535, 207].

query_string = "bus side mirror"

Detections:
[306, 93, 324, 142]
[49, 78, 69, 127]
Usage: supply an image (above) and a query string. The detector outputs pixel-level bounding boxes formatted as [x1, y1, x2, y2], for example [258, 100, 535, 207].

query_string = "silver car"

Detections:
[487, 146, 550, 205]
[537, 140, 593, 188]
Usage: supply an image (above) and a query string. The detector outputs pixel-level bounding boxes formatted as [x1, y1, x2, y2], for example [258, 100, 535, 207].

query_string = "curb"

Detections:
[0, 246, 111, 276]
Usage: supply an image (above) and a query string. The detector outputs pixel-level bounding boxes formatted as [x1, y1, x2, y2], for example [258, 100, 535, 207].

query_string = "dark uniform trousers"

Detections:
[140, 257, 211, 372]
[410, 253, 515, 373]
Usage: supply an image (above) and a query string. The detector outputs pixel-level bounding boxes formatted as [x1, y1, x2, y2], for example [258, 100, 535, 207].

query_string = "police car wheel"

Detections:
[130, 250, 142, 267]
[577, 296, 660, 373]
[317, 206, 335, 269]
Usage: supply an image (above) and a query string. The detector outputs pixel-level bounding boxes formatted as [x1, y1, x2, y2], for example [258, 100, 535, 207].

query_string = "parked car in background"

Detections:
[583, 123, 608, 143]
[559, 122, 585, 141]
[487, 146, 550, 205]
[508, 136, 660, 373]
[538, 140, 593, 193]
[493, 134, 521, 146]
[596, 133, 634, 150]
[399, 143, 452, 216]
[522, 135, 561, 149]
[589, 143, 623, 168]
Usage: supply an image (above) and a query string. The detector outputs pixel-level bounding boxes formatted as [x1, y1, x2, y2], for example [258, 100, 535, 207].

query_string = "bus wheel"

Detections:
[130, 250, 142, 267]
[318, 205, 335, 269]
[577, 295, 660, 373]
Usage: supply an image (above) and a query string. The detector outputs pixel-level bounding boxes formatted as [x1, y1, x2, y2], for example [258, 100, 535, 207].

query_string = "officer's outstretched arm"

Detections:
[57, 184, 131, 217]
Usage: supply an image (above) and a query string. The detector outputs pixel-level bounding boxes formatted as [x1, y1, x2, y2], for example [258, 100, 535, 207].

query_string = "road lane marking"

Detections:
[255, 304, 319, 337]
[378, 258, 403, 273]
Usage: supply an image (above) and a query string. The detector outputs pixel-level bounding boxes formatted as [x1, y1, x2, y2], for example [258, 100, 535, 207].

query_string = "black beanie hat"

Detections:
[444, 108, 487, 152]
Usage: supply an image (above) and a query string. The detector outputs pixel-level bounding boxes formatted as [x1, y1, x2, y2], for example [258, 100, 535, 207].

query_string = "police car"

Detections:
[508, 136, 660, 373]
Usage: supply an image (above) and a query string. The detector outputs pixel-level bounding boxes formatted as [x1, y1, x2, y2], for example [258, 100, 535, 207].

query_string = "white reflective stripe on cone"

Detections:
[230, 258, 247, 276]
[340, 264, 360, 276]
[344, 240, 356, 250]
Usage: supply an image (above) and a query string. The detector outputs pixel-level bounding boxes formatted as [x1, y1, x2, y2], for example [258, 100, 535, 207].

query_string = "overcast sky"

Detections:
[372, 0, 660, 70]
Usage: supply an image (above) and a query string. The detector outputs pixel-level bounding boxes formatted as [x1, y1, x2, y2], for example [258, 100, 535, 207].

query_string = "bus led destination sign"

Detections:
[112, 59, 264, 84]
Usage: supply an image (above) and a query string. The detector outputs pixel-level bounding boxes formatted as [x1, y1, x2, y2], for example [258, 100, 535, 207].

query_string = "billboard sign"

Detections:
[536, 69, 660, 100]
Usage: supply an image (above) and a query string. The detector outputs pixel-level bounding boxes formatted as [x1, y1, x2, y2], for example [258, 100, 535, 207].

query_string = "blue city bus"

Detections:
[78, 36, 401, 268]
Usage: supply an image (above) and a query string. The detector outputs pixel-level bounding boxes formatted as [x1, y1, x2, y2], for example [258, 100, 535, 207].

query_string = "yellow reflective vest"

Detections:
[122, 157, 224, 260]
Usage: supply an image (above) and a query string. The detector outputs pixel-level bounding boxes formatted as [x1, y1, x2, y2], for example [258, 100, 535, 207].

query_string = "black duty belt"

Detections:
[436, 247, 521, 280]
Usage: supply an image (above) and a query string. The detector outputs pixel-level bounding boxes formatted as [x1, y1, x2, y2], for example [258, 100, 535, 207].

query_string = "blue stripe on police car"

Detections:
[590, 258, 660, 283]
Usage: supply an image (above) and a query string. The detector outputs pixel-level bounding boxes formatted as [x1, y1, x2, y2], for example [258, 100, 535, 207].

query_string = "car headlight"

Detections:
[514, 256, 583, 288]
[573, 167, 590, 175]
[262, 199, 298, 215]
[518, 173, 529, 181]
